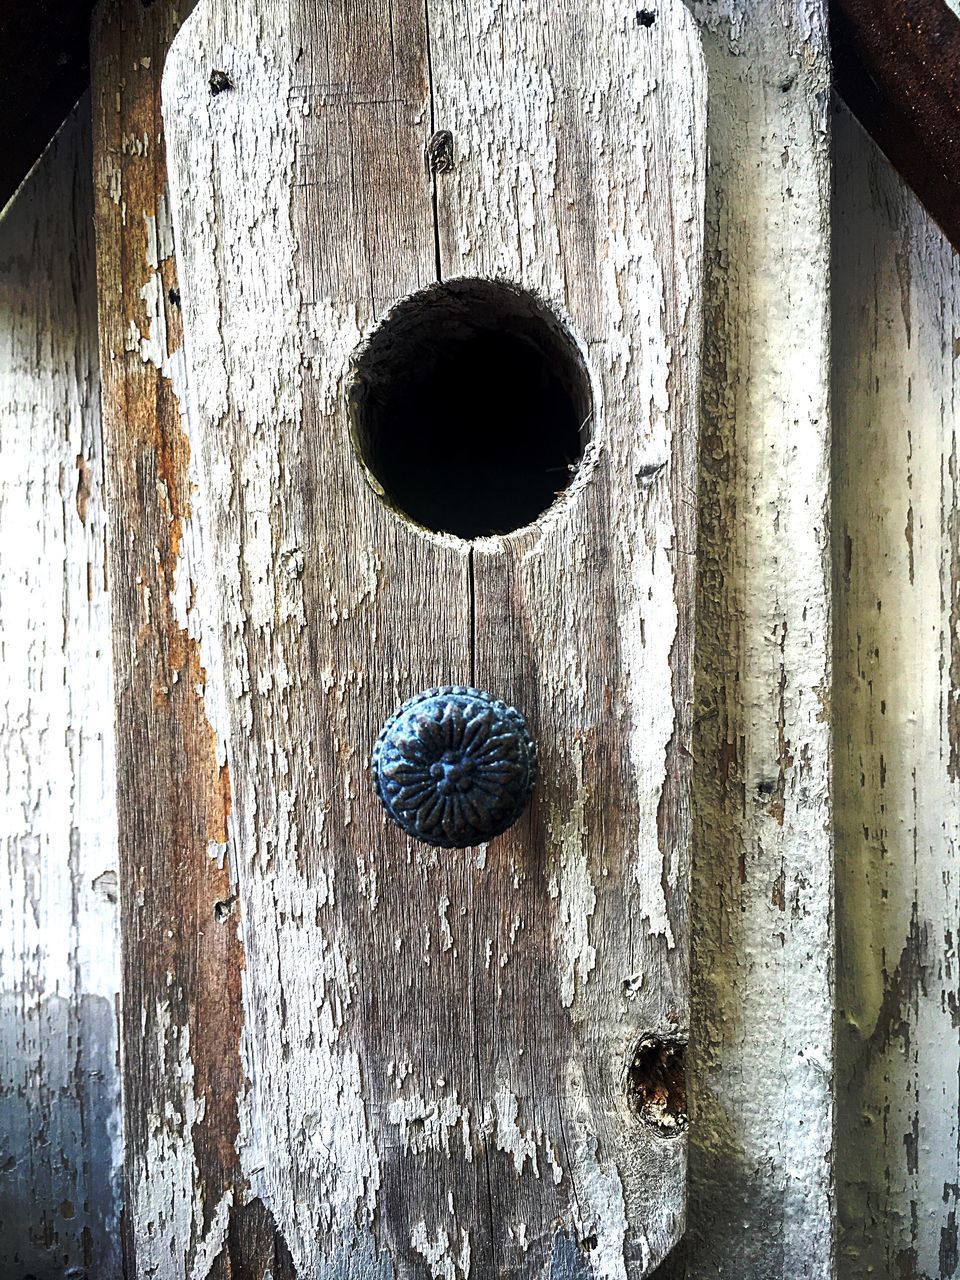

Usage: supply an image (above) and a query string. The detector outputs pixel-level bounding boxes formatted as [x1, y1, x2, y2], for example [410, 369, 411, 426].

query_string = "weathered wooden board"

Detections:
[162, 0, 704, 1275]
[660, 2, 835, 1277]
[0, 97, 121, 1277]
[428, 4, 703, 1274]
[833, 103, 960, 1280]
[89, 2, 266, 1275]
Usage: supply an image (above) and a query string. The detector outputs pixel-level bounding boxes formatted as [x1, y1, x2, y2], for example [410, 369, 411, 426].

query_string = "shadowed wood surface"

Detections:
[162, 0, 704, 1274]
[833, 102, 960, 1280]
[0, 96, 121, 1280]
[0, 1, 97, 216]
[831, 0, 960, 253]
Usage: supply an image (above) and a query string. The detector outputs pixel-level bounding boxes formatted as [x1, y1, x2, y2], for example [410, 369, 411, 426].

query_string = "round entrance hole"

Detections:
[348, 280, 593, 540]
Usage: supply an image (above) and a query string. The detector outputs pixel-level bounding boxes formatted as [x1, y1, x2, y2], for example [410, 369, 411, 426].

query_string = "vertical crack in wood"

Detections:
[424, 0, 493, 1261]
[423, 0, 443, 283]
[162, 0, 703, 1271]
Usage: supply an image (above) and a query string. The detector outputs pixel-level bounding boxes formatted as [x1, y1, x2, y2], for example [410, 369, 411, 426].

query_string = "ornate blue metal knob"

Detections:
[372, 686, 537, 848]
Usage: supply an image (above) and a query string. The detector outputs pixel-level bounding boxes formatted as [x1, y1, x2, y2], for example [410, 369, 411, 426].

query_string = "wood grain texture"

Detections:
[659, 2, 835, 1276]
[429, 5, 703, 1274]
[162, 0, 704, 1275]
[833, 103, 960, 1280]
[90, 3, 253, 1276]
[0, 98, 121, 1278]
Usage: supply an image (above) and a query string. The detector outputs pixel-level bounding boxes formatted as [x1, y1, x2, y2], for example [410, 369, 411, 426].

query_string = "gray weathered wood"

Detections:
[162, 0, 705, 1275]
[662, 2, 835, 1276]
[833, 102, 960, 1280]
[0, 97, 122, 1278]
[429, 6, 704, 1275]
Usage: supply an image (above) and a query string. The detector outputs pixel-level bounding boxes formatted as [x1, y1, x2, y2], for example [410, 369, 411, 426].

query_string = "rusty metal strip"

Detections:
[831, 0, 960, 254]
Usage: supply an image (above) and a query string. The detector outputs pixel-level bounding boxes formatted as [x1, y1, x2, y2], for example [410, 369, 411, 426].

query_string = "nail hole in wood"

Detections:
[348, 279, 592, 539]
[636, 9, 656, 25]
[627, 1036, 688, 1136]
[214, 895, 236, 922]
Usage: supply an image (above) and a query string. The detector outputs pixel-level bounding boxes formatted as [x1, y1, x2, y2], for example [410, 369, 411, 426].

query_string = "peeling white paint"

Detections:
[578, 1146, 634, 1280]
[411, 1220, 472, 1280]
[133, 1001, 202, 1279]
[163, 0, 704, 1273]
[0, 100, 122, 1278]
[488, 1090, 540, 1177]
[387, 1092, 472, 1160]
[547, 744, 597, 1008]
[189, 1190, 233, 1280]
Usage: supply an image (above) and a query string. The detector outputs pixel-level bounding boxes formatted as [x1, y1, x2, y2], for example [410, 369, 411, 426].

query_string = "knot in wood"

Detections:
[372, 686, 537, 848]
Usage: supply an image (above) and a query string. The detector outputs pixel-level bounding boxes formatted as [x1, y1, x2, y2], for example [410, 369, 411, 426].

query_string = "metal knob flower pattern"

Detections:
[372, 686, 537, 848]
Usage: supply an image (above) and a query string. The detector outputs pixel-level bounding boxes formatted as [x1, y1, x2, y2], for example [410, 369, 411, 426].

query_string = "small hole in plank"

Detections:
[627, 1036, 688, 1136]
[348, 279, 592, 539]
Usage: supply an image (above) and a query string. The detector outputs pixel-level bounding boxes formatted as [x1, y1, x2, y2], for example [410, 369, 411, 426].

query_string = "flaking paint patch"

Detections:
[241, 438, 283, 631]
[241, 867, 383, 1265]
[411, 1220, 471, 1280]
[438, 894, 454, 952]
[547, 742, 598, 1008]
[134, 1001, 203, 1279]
[490, 1089, 541, 1176]
[130, 201, 233, 764]
[620, 518, 678, 948]
[133, 210, 189, 416]
[439, 60, 559, 287]
[164, 0, 706, 1273]
[0, 105, 122, 1276]
[188, 1189, 233, 1280]
[386, 1092, 472, 1159]
[576, 1138, 634, 1280]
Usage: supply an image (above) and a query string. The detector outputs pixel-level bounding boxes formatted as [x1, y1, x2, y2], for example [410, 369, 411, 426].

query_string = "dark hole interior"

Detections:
[348, 280, 592, 539]
[627, 1037, 688, 1137]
